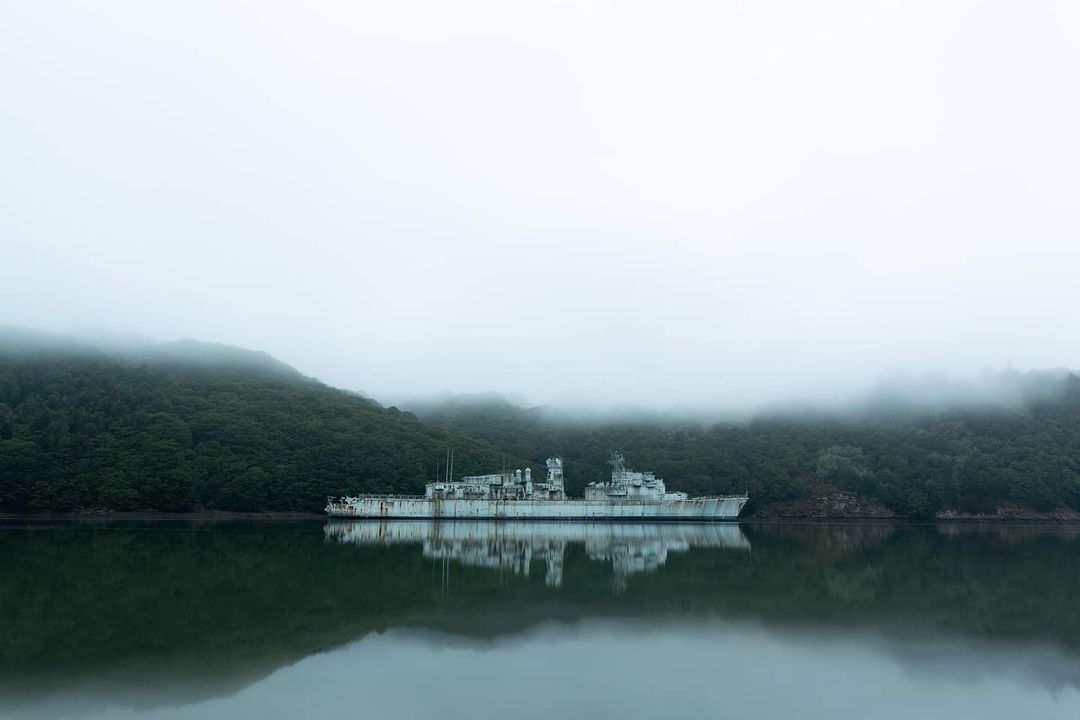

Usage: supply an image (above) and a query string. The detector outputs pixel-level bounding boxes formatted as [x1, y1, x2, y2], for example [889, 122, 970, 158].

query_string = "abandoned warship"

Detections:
[325, 451, 748, 521]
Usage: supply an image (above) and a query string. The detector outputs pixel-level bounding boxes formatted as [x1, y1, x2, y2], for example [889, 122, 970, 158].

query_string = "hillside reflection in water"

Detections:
[3, 519, 1080, 719]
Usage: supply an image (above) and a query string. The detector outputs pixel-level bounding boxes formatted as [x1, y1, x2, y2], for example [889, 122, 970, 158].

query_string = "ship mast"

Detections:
[609, 450, 625, 477]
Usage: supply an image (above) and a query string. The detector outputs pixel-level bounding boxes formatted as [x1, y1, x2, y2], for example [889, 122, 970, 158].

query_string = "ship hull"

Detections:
[326, 496, 748, 521]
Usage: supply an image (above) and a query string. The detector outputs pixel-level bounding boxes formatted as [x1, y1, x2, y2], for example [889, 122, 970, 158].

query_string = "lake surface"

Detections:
[2, 519, 1080, 719]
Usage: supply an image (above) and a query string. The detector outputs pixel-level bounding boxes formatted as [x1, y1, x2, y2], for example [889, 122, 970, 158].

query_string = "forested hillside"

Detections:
[0, 333, 529, 512]
[3, 330, 1079, 518]
[410, 377, 1080, 518]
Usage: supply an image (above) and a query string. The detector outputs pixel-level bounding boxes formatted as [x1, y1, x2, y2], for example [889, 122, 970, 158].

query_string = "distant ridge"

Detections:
[407, 373, 1080, 518]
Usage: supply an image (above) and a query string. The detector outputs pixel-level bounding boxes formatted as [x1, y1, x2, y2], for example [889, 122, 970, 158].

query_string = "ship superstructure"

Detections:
[326, 452, 748, 521]
[426, 458, 567, 501]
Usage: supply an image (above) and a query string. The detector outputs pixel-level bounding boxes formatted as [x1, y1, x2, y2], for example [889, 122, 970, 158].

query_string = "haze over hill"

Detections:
[6, 326, 1074, 420]
[0, 327, 303, 380]
[397, 367, 1080, 423]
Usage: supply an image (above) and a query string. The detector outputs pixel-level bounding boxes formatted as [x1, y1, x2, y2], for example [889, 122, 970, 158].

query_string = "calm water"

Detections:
[2, 519, 1080, 719]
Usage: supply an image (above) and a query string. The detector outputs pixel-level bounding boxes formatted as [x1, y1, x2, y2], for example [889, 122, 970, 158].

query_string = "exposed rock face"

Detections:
[753, 486, 897, 519]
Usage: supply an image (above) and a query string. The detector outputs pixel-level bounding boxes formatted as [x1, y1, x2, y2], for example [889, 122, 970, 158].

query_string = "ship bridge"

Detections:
[426, 458, 567, 501]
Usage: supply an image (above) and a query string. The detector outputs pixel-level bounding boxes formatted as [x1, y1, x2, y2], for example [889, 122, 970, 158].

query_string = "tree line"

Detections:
[0, 352, 530, 512]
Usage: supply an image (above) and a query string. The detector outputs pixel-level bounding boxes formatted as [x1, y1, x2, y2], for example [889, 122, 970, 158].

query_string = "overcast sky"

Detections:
[2, 1, 1078, 409]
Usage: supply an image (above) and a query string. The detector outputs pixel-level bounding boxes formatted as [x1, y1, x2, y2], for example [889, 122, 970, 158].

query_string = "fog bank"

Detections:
[2, 2, 1078, 408]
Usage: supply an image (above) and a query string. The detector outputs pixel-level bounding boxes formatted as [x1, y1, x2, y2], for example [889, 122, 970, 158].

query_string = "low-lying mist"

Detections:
[4, 325, 1076, 425]
[387, 369, 1080, 426]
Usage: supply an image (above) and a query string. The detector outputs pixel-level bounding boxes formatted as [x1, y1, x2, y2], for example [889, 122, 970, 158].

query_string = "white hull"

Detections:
[325, 495, 749, 521]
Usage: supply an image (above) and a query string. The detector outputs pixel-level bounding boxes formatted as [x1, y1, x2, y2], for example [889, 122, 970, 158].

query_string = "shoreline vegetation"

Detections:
[2, 328, 1079, 521]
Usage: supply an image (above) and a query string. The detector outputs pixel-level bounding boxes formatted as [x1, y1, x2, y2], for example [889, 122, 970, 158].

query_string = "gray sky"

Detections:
[2, 1, 1078, 410]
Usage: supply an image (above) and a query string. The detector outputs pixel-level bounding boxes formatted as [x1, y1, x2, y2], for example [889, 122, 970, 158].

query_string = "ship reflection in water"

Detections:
[324, 520, 751, 590]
